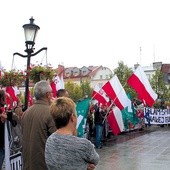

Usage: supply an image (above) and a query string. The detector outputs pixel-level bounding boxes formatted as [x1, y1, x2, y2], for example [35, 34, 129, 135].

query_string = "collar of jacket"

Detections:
[34, 100, 50, 106]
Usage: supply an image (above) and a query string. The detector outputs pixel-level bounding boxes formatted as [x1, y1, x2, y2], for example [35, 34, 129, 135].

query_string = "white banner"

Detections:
[5, 120, 23, 170]
[5, 122, 11, 170]
[144, 107, 170, 125]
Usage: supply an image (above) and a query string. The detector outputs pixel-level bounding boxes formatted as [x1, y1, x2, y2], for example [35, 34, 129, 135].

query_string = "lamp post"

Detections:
[13, 17, 47, 111]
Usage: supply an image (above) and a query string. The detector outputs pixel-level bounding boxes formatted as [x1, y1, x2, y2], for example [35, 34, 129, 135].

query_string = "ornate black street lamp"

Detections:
[13, 17, 47, 111]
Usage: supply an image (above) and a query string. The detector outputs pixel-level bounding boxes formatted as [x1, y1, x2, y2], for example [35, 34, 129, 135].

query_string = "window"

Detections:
[73, 71, 79, 76]
[100, 75, 103, 79]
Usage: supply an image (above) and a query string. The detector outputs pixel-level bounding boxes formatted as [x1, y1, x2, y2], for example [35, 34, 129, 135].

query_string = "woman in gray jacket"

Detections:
[45, 97, 100, 170]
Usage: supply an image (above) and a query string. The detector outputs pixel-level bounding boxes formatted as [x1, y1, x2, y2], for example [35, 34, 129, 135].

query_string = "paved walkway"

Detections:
[96, 126, 170, 170]
[2, 126, 170, 170]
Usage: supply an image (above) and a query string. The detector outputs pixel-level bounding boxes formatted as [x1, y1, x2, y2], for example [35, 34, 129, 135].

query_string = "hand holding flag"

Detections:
[92, 84, 110, 106]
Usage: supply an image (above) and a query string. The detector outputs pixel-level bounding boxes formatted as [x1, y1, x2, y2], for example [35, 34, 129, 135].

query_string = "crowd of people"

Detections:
[0, 80, 99, 170]
[1, 79, 167, 170]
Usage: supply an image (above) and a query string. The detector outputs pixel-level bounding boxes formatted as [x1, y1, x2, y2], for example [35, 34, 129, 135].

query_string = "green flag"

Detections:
[76, 98, 90, 137]
[121, 93, 139, 130]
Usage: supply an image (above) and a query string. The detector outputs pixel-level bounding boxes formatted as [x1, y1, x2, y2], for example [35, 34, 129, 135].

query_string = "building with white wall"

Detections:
[64, 65, 113, 88]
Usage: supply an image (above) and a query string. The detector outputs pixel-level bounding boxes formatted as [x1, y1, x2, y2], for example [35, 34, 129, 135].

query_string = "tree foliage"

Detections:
[113, 61, 136, 98]
[65, 81, 82, 102]
[65, 80, 93, 102]
[80, 80, 93, 98]
[150, 69, 170, 101]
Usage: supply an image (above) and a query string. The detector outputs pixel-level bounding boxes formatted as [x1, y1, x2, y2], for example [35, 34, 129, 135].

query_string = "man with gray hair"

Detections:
[22, 80, 56, 170]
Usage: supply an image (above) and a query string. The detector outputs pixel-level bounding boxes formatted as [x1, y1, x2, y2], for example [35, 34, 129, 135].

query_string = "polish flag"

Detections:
[102, 75, 131, 110]
[28, 90, 33, 106]
[51, 65, 65, 97]
[54, 75, 64, 90]
[107, 106, 124, 135]
[50, 81, 57, 98]
[92, 84, 109, 106]
[57, 65, 65, 90]
[12, 86, 20, 96]
[5, 86, 18, 109]
[127, 66, 157, 107]
[5, 93, 13, 110]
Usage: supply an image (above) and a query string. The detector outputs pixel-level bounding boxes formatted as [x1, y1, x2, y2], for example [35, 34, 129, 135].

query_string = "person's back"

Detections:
[45, 97, 99, 170]
[45, 133, 99, 170]
[22, 80, 56, 170]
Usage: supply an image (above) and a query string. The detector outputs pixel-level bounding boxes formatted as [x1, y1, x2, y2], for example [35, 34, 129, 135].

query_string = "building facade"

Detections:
[64, 65, 113, 88]
[141, 62, 170, 88]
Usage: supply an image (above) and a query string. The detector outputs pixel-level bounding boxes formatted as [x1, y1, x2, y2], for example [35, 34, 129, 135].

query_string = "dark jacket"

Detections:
[94, 106, 105, 125]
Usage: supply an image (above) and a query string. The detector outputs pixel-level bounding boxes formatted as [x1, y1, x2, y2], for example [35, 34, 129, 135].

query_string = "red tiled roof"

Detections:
[89, 66, 102, 76]
[63, 65, 104, 78]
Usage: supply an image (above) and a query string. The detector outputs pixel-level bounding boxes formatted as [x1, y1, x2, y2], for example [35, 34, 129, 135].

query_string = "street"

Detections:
[95, 126, 170, 170]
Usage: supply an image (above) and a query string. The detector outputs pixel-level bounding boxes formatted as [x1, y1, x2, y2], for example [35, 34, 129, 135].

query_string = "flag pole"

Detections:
[102, 81, 128, 125]
[90, 85, 100, 102]
[91, 77, 131, 125]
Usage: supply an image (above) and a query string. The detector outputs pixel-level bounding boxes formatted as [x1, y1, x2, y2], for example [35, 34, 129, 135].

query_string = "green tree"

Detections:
[65, 80, 93, 102]
[80, 80, 93, 98]
[65, 80, 82, 102]
[73, 85, 83, 102]
[113, 61, 136, 98]
[150, 69, 169, 101]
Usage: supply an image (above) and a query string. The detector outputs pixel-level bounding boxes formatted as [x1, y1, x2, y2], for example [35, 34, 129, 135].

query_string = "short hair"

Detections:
[56, 89, 68, 97]
[34, 80, 52, 100]
[50, 97, 76, 129]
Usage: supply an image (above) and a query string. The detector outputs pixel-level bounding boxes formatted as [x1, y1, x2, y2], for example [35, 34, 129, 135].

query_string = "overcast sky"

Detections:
[0, 0, 170, 71]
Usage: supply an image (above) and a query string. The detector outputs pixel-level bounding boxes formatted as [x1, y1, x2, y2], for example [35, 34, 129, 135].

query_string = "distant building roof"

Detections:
[161, 64, 170, 73]
[89, 66, 101, 77]
[142, 66, 155, 72]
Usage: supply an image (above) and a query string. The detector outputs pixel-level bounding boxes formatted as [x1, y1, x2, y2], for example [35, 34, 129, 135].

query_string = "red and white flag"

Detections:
[107, 106, 124, 135]
[51, 65, 65, 97]
[102, 75, 131, 111]
[50, 81, 57, 98]
[127, 66, 157, 107]
[5, 86, 18, 109]
[54, 75, 64, 90]
[28, 90, 33, 106]
[92, 84, 109, 106]
[57, 65, 65, 89]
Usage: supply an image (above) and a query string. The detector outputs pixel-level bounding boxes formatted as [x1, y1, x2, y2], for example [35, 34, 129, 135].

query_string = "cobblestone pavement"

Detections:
[95, 125, 170, 170]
